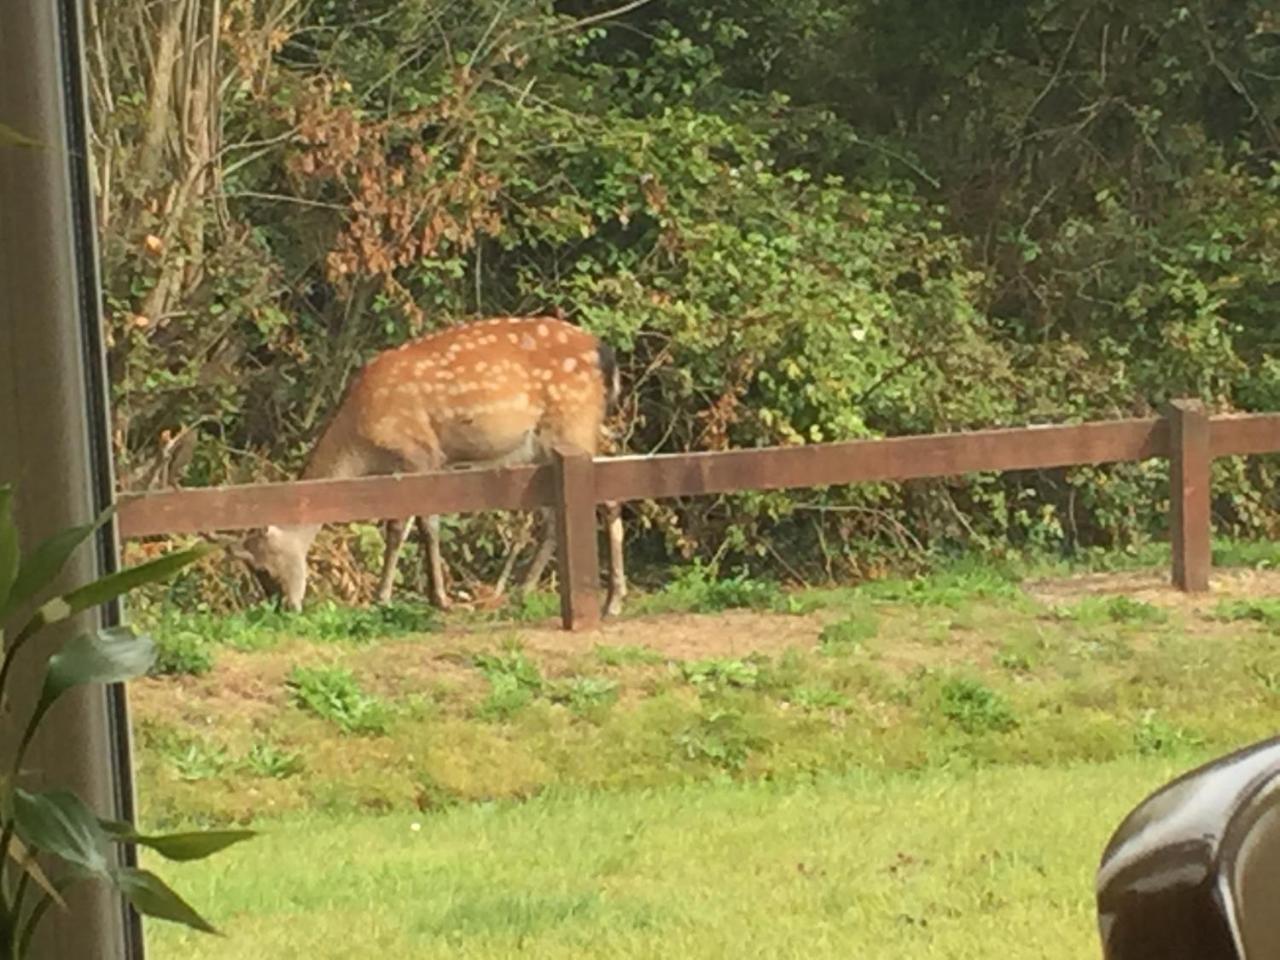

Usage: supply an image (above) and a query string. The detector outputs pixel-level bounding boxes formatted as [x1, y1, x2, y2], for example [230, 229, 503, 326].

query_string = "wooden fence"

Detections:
[117, 400, 1280, 631]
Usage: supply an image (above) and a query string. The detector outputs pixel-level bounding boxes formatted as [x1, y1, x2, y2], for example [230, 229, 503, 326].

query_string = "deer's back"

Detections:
[347, 316, 612, 466]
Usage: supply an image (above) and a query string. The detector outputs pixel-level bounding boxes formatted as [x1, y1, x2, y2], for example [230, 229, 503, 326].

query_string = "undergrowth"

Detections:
[129, 547, 1280, 827]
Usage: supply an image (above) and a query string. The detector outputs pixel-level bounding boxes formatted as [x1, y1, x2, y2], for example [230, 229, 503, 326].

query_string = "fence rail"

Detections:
[117, 402, 1280, 630]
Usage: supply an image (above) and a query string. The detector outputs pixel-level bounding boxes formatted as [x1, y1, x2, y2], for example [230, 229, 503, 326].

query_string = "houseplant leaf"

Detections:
[23, 627, 156, 741]
[4, 833, 67, 909]
[98, 820, 256, 862]
[39, 544, 212, 628]
[0, 504, 115, 623]
[113, 867, 220, 934]
[12, 789, 110, 876]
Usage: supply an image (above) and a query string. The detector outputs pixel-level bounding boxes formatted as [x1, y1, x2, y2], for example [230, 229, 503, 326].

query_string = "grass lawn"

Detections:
[127, 542, 1280, 957]
[144, 754, 1209, 959]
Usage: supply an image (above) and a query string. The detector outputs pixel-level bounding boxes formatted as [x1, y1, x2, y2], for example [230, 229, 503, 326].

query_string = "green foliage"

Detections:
[674, 708, 766, 772]
[1210, 599, 1280, 628]
[144, 599, 438, 655]
[151, 630, 215, 677]
[97, 0, 1280, 606]
[244, 741, 305, 780]
[1133, 711, 1204, 757]
[170, 741, 233, 783]
[680, 657, 761, 692]
[1053, 596, 1169, 626]
[788, 685, 851, 712]
[817, 611, 879, 654]
[644, 565, 782, 614]
[286, 666, 392, 736]
[936, 677, 1018, 735]
[0, 487, 247, 950]
[473, 648, 545, 721]
[546, 676, 620, 717]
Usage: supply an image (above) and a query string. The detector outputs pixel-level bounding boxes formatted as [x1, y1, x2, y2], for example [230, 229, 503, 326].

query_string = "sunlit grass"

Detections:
[144, 754, 1208, 959]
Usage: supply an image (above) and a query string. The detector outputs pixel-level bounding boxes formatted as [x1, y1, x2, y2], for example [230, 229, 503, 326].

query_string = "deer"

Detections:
[225, 315, 626, 618]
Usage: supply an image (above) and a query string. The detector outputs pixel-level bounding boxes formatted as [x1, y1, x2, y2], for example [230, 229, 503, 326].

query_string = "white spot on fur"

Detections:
[475, 361, 488, 372]
[508, 333, 520, 344]
[556, 330, 568, 344]
[537, 323, 549, 337]
[562, 357, 578, 373]
[521, 334, 536, 349]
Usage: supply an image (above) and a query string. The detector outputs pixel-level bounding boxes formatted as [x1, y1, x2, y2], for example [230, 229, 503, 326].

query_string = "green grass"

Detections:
[128, 543, 1280, 955]
[143, 754, 1210, 959]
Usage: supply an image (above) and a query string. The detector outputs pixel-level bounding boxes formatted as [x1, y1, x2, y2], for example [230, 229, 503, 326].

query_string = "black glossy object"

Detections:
[1097, 735, 1280, 960]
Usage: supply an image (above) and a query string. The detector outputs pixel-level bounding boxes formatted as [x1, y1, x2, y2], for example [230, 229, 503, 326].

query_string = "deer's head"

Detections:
[224, 525, 309, 611]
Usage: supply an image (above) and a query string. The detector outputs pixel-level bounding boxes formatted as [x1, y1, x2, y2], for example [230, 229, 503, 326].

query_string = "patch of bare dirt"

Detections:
[490, 608, 832, 662]
[1023, 567, 1280, 611]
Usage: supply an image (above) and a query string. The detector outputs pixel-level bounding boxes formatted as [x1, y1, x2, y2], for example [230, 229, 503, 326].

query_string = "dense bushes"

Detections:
[95, 1, 1280, 605]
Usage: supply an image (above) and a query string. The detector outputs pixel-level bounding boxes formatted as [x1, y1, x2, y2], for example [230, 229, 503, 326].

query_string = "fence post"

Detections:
[1167, 398, 1211, 592]
[551, 444, 601, 631]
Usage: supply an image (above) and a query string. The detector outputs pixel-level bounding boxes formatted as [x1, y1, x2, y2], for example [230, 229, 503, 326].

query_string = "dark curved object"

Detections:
[1097, 735, 1280, 960]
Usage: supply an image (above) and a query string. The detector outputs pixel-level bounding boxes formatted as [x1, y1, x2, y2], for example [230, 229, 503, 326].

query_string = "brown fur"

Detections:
[234, 316, 626, 615]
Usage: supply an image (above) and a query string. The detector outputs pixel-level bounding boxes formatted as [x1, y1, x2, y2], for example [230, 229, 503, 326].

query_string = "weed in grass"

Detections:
[1052, 595, 1167, 625]
[1210, 599, 1280, 628]
[286, 666, 393, 736]
[755, 648, 810, 697]
[856, 560, 1023, 608]
[1213, 539, 1280, 569]
[680, 657, 761, 692]
[244, 740, 305, 779]
[1133, 710, 1204, 756]
[818, 611, 878, 655]
[505, 591, 561, 623]
[151, 630, 214, 677]
[144, 599, 439, 655]
[594, 644, 664, 667]
[936, 677, 1017, 734]
[644, 563, 781, 614]
[995, 649, 1033, 673]
[474, 648, 544, 721]
[788, 685, 851, 712]
[170, 740, 233, 782]
[547, 676, 620, 717]
[674, 708, 766, 772]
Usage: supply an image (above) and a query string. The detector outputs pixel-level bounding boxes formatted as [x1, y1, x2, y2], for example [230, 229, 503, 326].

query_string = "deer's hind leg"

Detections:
[375, 518, 412, 604]
[416, 514, 450, 610]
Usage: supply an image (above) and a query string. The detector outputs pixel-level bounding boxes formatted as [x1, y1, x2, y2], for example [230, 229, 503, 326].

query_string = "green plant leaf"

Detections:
[37, 626, 156, 716]
[41, 544, 212, 627]
[113, 867, 220, 935]
[4, 833, 67, 910]
[0, 504, 115, 622]
[12, 789, 110, 876]
[98, 820, 255, 862]
[0, 485, 19, 619]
